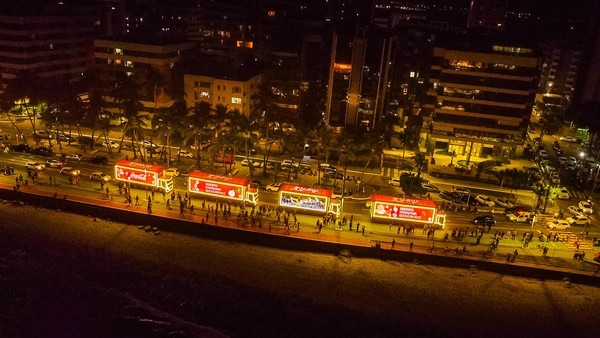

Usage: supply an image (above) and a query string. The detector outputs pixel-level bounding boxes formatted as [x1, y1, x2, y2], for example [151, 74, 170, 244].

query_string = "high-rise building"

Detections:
[0, 3, 101, 87]
[422, 37, 541, 159]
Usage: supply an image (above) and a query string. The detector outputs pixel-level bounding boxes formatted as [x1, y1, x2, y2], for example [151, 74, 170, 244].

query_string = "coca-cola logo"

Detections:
[129, 172, 147, 181]
[292, 186, 322, 194]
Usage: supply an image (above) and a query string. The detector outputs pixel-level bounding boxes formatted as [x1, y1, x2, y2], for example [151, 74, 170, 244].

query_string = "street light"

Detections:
[580, 151, 586, 164]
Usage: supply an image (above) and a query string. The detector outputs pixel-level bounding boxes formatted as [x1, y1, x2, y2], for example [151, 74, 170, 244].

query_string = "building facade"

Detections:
[0, 4, 100, 89]
[183, 69, 262, 118]
[422, 42, 541, 159]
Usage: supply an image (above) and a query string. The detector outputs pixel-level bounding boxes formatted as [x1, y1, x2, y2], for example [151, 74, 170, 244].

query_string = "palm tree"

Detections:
[112, 73, 145, 159]
[228, 110, 259, 178]
[186, 101, 213, 167]
[307, 123, 334, 186]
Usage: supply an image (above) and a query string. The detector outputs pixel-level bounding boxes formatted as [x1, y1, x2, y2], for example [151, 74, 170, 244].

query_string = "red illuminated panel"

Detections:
[115, 160, 164, 175]
[372, 201, 436, 223]
[371, 194, 436, 208]
[115, 165, 157, 186]
[189, 177, 244, 201]
[280, 184, 332, 198]
[188, 171, 250, 187]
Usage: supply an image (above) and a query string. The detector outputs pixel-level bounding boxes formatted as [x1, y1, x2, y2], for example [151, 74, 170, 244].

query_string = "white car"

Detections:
[578, 201, 593, 214]
[102, 140, 119, 149]
[60, 166, 80, 176]
[452, 186, 470, 195]
[566, 214, 590, 226]
[45, 159, 65, 168]
[567, 157, 577, 166]
[557, 187, 570, 200]
[567, 205, 584, 215]
[560, 136, 578, 143]
[507, 213, 531, 223]
[265, 182, 282, 192]
[494, 198, 514, 208]
[25, 162, 44, 171]
[142, 140, 158, 149]
[64, 154, 82, 161]
[241, 159, 260, 167]
[475, 195, 495, 207]
[178, 150, 193, 158]
[164, 167, 181, 177]
[546, 220, 571, 231]
[90, 172, 111, 182]
[421, 183, 440, 192]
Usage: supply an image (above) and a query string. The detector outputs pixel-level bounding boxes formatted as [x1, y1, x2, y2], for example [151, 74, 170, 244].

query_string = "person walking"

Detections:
[356, 222, 360, 233]
[512, 249, 518, 263]
[506, 253, 511, 264]
[361, 225, 365, 236]
[409, 241, 413, 252]
[391, 239, 395, 250]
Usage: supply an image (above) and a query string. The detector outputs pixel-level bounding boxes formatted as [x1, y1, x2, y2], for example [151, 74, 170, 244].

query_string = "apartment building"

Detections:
[184, 66, 262, 117]
[0, 4, 100, 89]
[423, 40, 541, 159]
[94, 37, 197, 115]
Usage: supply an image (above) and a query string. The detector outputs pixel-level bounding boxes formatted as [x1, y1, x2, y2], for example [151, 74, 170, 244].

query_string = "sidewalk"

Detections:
[2, 179, 599, 279]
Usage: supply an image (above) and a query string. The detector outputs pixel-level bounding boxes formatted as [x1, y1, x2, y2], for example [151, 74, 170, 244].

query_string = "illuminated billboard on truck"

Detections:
[279, 184, 332, 213]
[115, 160, 164, 186]
[188, 171, 249, 202]
[370, 195, 437, 223]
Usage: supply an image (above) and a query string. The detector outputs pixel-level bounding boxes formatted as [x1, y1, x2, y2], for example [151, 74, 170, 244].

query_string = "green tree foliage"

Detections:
[400, 172, 426, 197]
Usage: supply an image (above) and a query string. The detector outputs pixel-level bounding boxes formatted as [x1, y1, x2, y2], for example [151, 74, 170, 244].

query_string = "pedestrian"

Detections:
[409, 241, 413, 252]
[297, 223, 300, 233]
[391, 239, 395, 250]
[356, 222, 360, 232]
[190, 205, 195, 215]
[361, 225, 365, 236]
[135, 195, 139, 206]
[506, 253, 511, 264]
[512, 249, 518, 263]
[397, 226, 401, 235]
[429, 242, 435, 254]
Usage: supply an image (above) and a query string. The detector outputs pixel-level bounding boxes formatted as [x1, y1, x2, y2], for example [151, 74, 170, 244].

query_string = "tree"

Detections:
[186, 102, 213, 167]
[400, 172, 426, 197]
[575, 101, 600, 148]
[112, 73, 145, 159]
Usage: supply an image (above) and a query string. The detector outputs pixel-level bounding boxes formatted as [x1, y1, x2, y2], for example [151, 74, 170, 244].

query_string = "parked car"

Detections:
[475, 195, 495, 207]
[538, 149, 548, 158]
[265, 182, 282, 192]
[558, 156, 567, 165]
[241, 159, 260, 167]
[566, 214, 590, 226]
[60, 167, 80, 176]
[89, 155, 109, 165]
[64, 154, 83, 161]
[494, 198, 514, 208]
[546, 219, 571, 231]
[557, 187, 570, 200]
[421, 183, 440, 193]
[90, 172, 111, 182]
[31, 147, 53, 157]
[560, 136, 578, 143]
[102, 140, 119, 149]
[10, 144, 32, 153]
[578, 201, 593, 214]
[472, 215, 496, 227]
[567, 205, 584, 215]
[178, 150, 193, 158]
[25, 162, 44, 171]
[164, 167, 181, 178]
[452, 186, 470, 195]
[45, 159, 65, 168]
[34, 130, 53, 139]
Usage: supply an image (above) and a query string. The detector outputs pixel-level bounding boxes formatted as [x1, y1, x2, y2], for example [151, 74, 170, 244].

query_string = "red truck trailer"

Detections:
[369, 195, 446, 229]
[114, 160, 174, 193]
[187, 171, 258, 205]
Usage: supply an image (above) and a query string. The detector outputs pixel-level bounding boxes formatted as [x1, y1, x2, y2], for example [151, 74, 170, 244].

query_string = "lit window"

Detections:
[115, 48, 123, 55]
[200, 92, 210, 98]
[268, 10, 276, 17]
[232, 97, 242, 104]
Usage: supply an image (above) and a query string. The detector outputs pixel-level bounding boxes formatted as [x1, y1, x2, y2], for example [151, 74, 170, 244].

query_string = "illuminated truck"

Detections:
[114, 160, 174, 193]
[278, 184, 341, 216]
[187, 171, 258, 205]
[369, 195, 446, 229]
